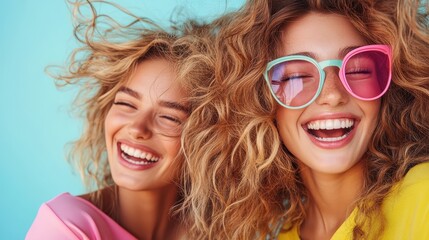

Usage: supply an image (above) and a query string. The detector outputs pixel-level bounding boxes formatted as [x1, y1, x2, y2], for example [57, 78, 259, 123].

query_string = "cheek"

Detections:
[104, 111, 113, 140]
[104, 109, 120, 149]
[362, 100, 381, 128]
[356, 100, 381, 151]
[165, 138, 181, 158]
[164, 138, 182, 166]
[275, 108, 298, 147]
[162, 139, 183, 179]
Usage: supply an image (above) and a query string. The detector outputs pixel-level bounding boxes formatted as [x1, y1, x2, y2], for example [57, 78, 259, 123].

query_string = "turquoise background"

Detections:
[0, 0, 243, 238]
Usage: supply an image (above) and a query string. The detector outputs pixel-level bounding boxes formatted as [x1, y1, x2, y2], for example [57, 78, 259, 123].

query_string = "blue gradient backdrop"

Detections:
[0, 0, 243, 238]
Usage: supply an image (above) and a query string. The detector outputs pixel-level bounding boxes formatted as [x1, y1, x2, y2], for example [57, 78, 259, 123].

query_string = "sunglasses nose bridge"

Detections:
[319, 59, 342, 71]
[318, 59, 343, 83]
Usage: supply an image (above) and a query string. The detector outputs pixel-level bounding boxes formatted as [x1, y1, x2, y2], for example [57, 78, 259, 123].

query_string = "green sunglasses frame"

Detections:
[263, 44, 392, 109]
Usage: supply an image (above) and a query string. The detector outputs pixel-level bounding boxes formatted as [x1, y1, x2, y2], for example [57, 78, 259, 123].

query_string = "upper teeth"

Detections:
[307, 119, 354, 130]
[120, 144, 159, 162]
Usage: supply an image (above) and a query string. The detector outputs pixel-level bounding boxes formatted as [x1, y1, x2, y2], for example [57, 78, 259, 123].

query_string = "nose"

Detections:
[128, 111, 153, 140]
[315, 67, 349, 107]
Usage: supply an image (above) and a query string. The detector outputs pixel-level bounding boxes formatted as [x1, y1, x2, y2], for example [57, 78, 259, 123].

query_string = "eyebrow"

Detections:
[285, 45, 364, 59]
[117, 86, 189, 113]
[117, 86, 141, 99]
[160, 101, 190, 114]
[339, 46, 362, 58]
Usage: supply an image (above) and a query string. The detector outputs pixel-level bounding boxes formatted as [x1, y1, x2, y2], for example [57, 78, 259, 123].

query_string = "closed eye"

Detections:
[284, 74, 313, 81]
[113, 101, 137, 109]
[160, 115, 182, 124]
[345, 68, 373, 80]
[346, 69, 371, 75]
[272, 74, 313, 84]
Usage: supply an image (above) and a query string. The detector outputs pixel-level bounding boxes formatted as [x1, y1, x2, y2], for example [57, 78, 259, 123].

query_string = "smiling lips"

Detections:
[306, 118, 355, 142]
[120, 143, 160, 166]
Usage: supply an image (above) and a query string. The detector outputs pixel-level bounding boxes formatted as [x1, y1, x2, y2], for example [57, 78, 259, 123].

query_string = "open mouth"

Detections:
[305, 118, 355, 142]
[120, 143, 160, 166]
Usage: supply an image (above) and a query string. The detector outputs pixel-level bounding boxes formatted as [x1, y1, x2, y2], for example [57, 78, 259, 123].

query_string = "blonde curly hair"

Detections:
[179, 1, 292, 239]
[50, 0, 216, 225]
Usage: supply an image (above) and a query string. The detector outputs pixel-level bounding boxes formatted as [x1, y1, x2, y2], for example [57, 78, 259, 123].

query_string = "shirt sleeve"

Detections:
[382, 163, 429, 239]
[25, 193, 136, 240]
[25, 203, 84, 240]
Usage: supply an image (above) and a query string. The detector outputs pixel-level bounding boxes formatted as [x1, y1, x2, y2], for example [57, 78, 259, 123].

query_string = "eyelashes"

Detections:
[113, 101, 183, 125]
[160, 115, 182, 124]
[113, 101, 136, 109]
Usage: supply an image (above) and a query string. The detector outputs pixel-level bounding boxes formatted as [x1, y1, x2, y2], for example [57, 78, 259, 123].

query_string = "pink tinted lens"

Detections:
[269, 59, 320, 107]
[344, 50, 390, 99]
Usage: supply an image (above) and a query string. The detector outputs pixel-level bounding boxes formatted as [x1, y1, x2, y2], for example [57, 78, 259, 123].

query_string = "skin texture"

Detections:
[103, 58, 189, 240]
[275, 13, 380, 239]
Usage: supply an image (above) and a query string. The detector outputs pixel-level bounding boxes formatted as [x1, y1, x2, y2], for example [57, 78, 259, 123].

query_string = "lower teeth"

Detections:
[315, 134, 348, 142]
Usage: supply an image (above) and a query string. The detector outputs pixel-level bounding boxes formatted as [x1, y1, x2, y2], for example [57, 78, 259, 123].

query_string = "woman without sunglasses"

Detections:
[26, 1, 215, 239]
[180, 0, 429, 239]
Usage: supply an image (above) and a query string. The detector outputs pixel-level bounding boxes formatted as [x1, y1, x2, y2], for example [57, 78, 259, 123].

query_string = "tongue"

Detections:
[311, 129, 347, 138]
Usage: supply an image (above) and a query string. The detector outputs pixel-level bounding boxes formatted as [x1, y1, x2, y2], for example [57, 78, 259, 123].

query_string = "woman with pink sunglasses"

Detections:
[181, 0, 429, 239]
[265, 11, 397, 239]
[265, 0, 429, 238]
[267, 0, 429, 238]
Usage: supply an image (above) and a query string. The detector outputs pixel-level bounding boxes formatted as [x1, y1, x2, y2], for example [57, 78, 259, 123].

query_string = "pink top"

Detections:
[26, 193, 137, 240]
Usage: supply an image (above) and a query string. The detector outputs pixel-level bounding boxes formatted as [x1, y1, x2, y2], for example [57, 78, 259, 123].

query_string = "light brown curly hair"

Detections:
[267, 0, 429, 238]
[180, 0, 429, 239]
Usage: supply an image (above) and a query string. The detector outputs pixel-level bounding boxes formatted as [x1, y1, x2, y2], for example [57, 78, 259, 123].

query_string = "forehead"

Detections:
[279, 12, 366, 57]
[125, 58, 187, 100]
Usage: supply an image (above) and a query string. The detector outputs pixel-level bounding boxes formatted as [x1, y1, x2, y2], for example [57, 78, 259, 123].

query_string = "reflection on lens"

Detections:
[269, 59, 320, 107]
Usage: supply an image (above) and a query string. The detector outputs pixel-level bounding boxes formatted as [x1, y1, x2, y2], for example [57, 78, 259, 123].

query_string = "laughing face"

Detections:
[104, 58, 189, 191]
[275, 13, 380, 175]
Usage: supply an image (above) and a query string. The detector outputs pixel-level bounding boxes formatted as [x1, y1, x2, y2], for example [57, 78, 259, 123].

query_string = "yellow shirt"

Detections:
[278, 162, 429, 240]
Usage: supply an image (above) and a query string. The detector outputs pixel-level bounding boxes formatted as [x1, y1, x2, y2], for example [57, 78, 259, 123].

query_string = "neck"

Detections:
[299, 161, 364, 240]
[117, 185, 183, 240]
